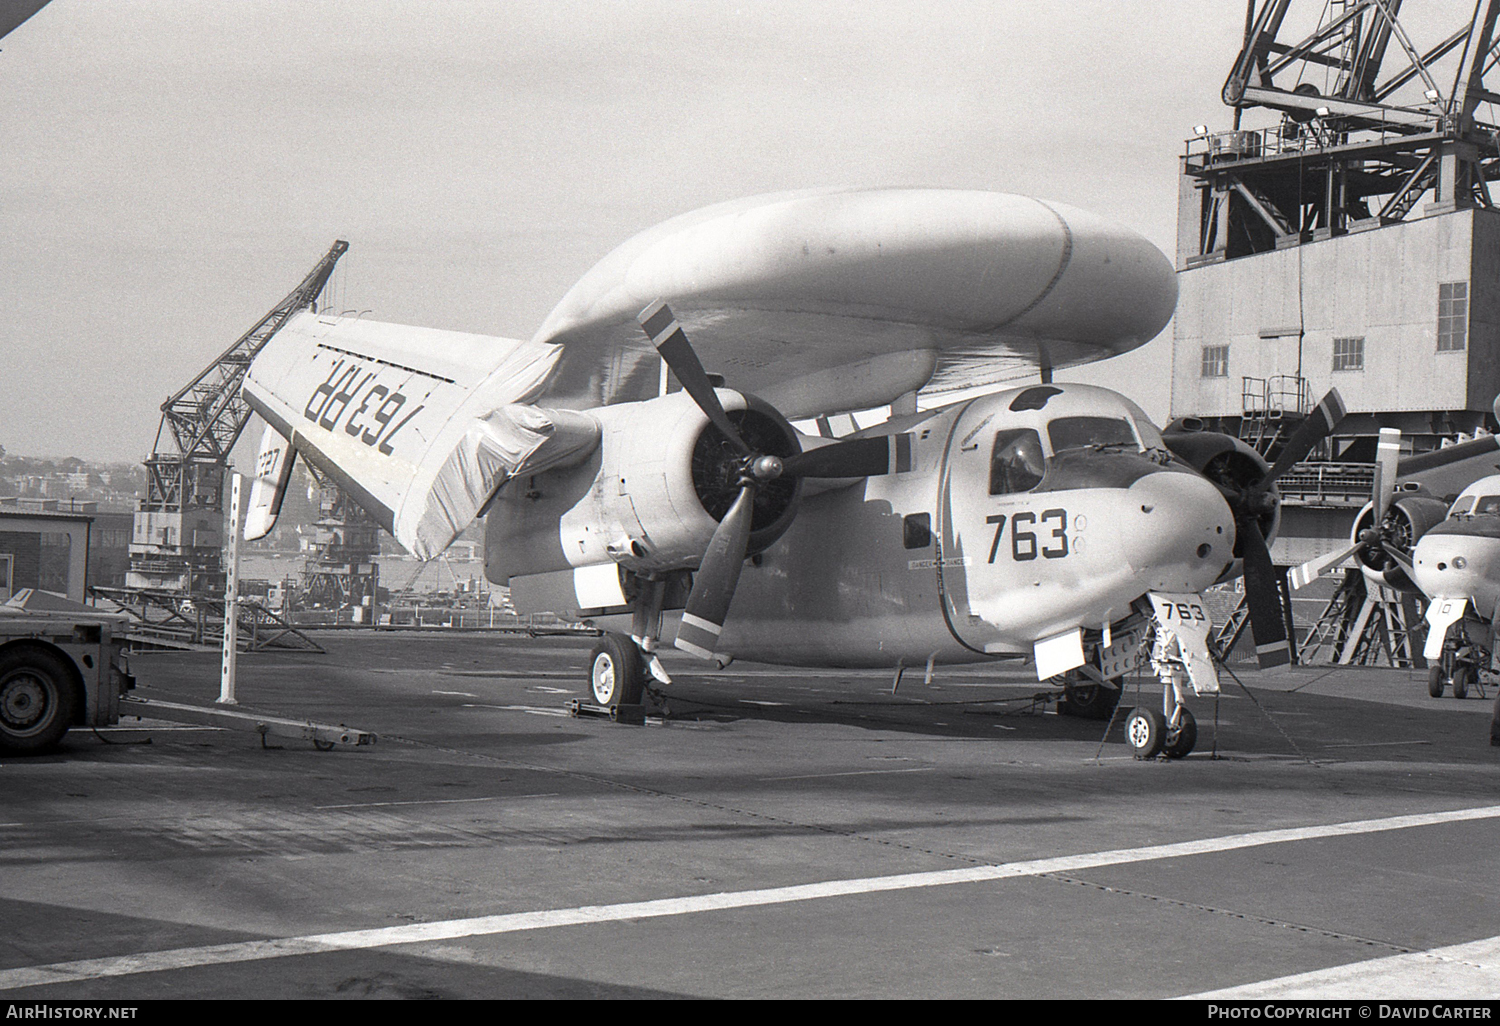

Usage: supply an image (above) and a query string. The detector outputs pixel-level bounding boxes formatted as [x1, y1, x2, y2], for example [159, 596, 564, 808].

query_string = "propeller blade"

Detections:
[1289, 541, 1363, 590]
[1374, 426, 1401, 523]
[639, 300, 751, 456]
[1264, 388, 1347, 486]
[1238, 517, 1293, 669]
[781, 434, 914, 479]
[674, 484, 757, 659]
[1379, 541, 1417, 581]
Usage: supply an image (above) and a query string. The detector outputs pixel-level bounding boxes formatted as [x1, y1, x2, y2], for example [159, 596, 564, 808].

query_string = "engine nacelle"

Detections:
[1350, 491, 1450, 590]
[485, 389, 801, 584]
[1160, 422, 1280, 565]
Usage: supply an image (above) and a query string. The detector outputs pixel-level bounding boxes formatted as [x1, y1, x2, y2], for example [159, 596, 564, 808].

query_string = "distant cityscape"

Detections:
[0, 446, 485, 602]
[0, 446, 146, 514]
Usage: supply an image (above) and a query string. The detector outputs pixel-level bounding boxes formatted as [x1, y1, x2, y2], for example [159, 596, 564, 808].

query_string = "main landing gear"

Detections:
[1058, 676, 1122, 720]
[588, 634, 646, 707]
[1124, 683, 1197, 760]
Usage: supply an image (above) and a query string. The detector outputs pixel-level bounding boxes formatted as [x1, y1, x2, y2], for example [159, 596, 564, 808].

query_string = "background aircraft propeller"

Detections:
[1219, 389, 1347, 669]
[639, 300, 909, 658]
[1289, 427, 1412, 590]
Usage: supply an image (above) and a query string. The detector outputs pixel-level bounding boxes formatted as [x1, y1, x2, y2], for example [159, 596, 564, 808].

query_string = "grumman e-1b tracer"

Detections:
[238, 188, 1345, 758]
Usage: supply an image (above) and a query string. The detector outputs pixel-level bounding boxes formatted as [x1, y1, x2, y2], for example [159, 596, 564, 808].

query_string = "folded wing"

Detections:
[241, 310, 598, 559]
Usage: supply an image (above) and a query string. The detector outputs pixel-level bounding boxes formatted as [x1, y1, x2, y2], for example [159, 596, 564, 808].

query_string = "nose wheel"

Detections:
[1430, 633, 1488, 700]
[1125, 684, 1197, 760]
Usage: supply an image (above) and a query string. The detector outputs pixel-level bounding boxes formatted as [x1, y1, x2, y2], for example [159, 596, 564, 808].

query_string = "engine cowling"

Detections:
[1160, 422, 1281, 565]
[486, 389, 801, 582]
[1349, 490, 1450, 590]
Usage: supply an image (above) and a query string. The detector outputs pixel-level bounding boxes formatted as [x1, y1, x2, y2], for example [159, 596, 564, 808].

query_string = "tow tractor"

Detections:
[0, 594, 375, 754]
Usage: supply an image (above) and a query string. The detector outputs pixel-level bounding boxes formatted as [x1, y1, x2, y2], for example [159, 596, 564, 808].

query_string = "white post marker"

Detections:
[220, 472, 243, 706]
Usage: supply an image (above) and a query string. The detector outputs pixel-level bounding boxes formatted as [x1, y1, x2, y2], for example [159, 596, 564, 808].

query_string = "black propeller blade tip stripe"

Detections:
[636, 299, 752, 457]
[676, 484, 758, 659]
[1238, 517, 1292, 670]
[639, 300, 676, 341]
[1264, 388, 1347, 485]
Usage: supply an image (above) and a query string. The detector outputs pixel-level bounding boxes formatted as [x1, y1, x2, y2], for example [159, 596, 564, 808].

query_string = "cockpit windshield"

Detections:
[1047, 416, 1138, 453]
[990, 428, 1045, 495]
[1475, 496, 1500, 515]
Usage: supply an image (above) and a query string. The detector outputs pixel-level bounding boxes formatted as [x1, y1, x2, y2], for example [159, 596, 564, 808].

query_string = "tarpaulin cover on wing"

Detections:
[414, 405, 599, 560]
[241, 311, 580, 560]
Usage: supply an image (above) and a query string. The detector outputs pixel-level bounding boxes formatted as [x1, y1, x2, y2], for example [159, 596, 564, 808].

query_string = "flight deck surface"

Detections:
[1, 631, 1497, 1000]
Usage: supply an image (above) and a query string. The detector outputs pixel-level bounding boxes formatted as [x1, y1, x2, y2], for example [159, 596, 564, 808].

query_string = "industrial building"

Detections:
[1165, 0, 1500, 664]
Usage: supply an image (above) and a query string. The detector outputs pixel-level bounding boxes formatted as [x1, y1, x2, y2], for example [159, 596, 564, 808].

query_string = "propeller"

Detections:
[1216, 389, 1347, 669]
[638, 300, 911, 658]
[1289, 426, 1406, 590]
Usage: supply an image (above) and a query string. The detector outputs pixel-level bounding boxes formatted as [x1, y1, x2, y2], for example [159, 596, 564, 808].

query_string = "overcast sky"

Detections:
[0, 1, 1249, 462]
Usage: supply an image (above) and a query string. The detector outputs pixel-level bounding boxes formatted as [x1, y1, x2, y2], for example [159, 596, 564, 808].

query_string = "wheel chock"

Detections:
[568, 699, 646, 725]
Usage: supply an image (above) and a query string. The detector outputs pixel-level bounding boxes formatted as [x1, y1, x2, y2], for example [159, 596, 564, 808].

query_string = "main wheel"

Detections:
[1428, 665, 1446, 698]
[0, 648, 79, 755]
[1059, 681, 1122, 720]
[1163, 708, 1197, 759]
[1452, 664, 1474, 700]
[588, 634, 644, 706]
[1124, 707, 1166, 760]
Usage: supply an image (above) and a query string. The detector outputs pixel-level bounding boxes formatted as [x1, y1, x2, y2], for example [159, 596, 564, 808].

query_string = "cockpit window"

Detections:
[990, 428, 1045, 495]
[1047, 416, 1138, 453]
[1451, 497, 1477, 516]
[1476, 496, 1500, 515]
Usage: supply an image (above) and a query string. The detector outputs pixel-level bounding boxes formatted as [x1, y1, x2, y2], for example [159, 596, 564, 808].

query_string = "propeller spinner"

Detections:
[638, 300, 909, 659]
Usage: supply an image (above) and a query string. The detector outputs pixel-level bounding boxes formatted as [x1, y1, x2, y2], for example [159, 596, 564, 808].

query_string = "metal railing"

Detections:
[1275, 462, 1377, 507]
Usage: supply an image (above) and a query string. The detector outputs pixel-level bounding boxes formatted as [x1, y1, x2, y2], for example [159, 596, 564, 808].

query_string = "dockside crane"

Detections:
[103, 241, 349, 648]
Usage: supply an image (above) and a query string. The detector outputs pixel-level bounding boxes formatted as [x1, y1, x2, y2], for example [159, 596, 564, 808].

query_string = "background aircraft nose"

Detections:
[1414, 534, 1486, 600]
[1121, 470, 1235, 593]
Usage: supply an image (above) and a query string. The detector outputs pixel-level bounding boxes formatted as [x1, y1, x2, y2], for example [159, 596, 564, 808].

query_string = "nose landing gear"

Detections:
[1428, 624, 1490, 701]
[1125, 682, 1198, 760]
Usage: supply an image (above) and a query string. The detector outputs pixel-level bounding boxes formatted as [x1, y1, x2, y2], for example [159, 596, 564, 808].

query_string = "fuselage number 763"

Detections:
[986, 508, 1069, 563]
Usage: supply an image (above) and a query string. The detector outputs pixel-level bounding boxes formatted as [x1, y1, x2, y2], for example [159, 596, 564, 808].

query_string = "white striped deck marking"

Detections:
[313, 795, 560, 810]
[461, 703, 570, 717]
[758, 767, 937, 781]
[1183, 935, 1500, 999]
[3, 804, 1498, 992]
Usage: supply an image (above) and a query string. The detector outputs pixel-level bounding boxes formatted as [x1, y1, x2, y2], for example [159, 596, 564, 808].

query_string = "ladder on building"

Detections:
[1240, 375, 1313, 460]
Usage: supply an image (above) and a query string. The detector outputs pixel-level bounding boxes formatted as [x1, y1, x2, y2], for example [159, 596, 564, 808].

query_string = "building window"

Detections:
[1438, 282, 1468, 352]
[1201, 344, 1229, 378]
[1332, 336, 1365, 372]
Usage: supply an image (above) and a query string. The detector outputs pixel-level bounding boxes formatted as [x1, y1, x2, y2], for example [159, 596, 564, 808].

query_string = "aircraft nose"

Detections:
[1120, 469, 1235, 593]
[1413, 534, 1484, 599]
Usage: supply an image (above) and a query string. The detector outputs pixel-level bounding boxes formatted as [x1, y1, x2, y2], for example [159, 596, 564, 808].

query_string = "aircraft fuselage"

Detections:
[495, 383, 1236, 669]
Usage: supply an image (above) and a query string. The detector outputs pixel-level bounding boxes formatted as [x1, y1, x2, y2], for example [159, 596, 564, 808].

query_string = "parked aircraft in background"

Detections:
[1292, 414, 1500, 735]
[236, 188, 1348, 759]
